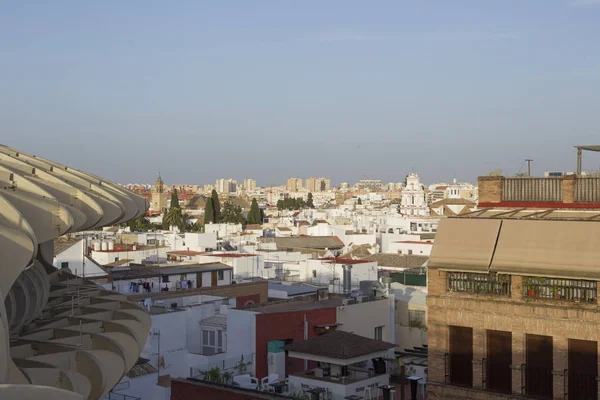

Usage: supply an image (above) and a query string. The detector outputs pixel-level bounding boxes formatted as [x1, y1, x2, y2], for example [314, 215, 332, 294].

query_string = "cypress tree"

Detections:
[204, 196, 215, 224]
[307, 192, 314, 208]
[170, 188, 180, 209]
[357, 197, 362, 205]
[248, 198, 261, 225]
[211, 190, 221, 222]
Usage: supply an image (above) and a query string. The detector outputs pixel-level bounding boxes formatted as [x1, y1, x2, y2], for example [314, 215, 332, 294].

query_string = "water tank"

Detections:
[93, 241, 101, 251]
[132, 245, 137, 251]
[107, 241, 115, 250]
[101, 241, 108, 251]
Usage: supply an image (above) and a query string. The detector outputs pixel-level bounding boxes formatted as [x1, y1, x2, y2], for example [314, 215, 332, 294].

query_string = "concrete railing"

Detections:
[502, 177, 562, 202]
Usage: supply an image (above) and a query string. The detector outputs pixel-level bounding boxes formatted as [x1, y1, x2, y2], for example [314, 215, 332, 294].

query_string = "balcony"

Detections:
[288, 368, 390, 400]
[523, 277, 597, 303]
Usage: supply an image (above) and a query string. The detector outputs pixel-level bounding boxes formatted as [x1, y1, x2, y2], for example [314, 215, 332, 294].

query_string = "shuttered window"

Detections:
[568, 339, 598, 400]
[449, 326, 473, 387]
[486, 330, 512, 393]
[525, 334, 553, 399]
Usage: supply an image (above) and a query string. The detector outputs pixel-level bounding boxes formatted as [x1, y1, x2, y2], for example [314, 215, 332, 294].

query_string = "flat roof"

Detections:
[268, 281, 319, 296]
[284, 330, 395, 360]
[110, 262, 232, 280]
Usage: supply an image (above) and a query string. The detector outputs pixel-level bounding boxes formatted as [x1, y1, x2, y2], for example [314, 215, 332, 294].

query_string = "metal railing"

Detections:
[503, 177, 563, 202]
[567, 370, 598, 400]
[448, 272, 511, 296]
[522, 364, 553, 399]
[523, 277, 597, 303]
[190, 353, 255, 378]
[575, 177, 600, 202]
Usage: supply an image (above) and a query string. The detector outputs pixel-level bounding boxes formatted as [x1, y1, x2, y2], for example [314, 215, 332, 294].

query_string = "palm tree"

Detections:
[164, 207, 185, 230]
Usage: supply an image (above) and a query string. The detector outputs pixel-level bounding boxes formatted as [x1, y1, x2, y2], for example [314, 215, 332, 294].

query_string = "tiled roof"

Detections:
[126, 359, 158, 378]
[244, 224, 263, 230]
[362, 253, 428, 269]
[283, 330, 395, 359]
[319, 257, 373, 265]
[168, 250, 205, 256]
[272, 236, 344, 250]
[204, 253, 258, 258]
[53, 238, 81, 256]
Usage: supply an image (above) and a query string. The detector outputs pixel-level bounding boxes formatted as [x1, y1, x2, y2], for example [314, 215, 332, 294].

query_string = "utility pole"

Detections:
[526, 159, 533, 176]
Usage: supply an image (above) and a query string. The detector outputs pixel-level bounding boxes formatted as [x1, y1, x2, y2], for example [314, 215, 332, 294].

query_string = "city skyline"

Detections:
[2, 1, 600, 184]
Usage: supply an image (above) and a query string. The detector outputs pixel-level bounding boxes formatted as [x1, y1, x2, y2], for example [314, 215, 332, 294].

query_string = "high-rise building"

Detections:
[0, 145, 150, 399]
[305, 177, 330, 192]
[286, 177, 303, 192]
[216, 178, 237, 194]
[243, 178, 257, 190]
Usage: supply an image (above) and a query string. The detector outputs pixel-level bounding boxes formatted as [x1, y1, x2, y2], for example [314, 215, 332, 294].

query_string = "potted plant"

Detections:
[551, 285, 561, 300]
[527, 284, 536, 297]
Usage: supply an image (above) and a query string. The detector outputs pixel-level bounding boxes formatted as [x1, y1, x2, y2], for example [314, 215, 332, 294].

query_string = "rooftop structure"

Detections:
[427, 211, 600, 400]
[285, 330, 395, 400]
[0, 145, 150, 400]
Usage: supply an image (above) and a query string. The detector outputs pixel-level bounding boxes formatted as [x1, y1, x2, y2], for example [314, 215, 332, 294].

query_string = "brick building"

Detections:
[427, 209, 600, 400]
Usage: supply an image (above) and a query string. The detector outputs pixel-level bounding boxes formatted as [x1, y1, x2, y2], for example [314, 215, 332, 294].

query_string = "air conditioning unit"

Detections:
[317, 288, 329, 301]
[341, 298, 356, 306]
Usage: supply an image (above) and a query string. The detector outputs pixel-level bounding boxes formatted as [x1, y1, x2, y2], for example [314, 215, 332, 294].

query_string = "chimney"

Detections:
[342, 264, 352, 295]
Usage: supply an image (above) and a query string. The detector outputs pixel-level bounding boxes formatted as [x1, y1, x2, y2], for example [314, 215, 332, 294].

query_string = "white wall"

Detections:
[184, 232, 218, 251]
[337, 298, 391, 342]
[143, 310, 189, 379]
[387, 242, 432, 256]
[91, 247, 169, 265]
[226, 309, 257, 374]
[53, 240, 84, 274]
[288, 373, 389, 400]
[305, 260, 379, 291]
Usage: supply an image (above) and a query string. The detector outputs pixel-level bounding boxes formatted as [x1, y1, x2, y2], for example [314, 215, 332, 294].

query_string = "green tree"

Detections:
[357, 197, 362, 205]
[306, 192, 314, 208]
[127, 215, 153, 232]
[204, 195, 215, 224]
[170, 188, 180, 209]
[247, 198, 262, 225]
[211, 190, 221, 222]
[221, 201, 244, 224]
[163, 207, 187, 231]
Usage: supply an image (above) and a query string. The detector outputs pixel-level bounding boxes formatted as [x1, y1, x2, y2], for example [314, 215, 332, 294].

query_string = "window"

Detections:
[525, 334, 553, 398]
[60, 262, 69, 269]
[114, 257, 119, 262]
[408, 250, 413, 255]
[312, 270, 317, 278]
[448, 272, 511, 296]
[374, 326, 383, 341]
[448, 326, 473, 387]
[217, 270, 224, 281]
[486, 330, 511, 393]
[201, 329, 225, 355]
[201, 329, 216, 355]
[408, 310, 426, 328]
[524, 276, 597, 303]
[180, 274, 187, 281]
[568, 339, 598, 400]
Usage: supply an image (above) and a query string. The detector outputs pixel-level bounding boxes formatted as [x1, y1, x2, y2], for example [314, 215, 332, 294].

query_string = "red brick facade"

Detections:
[254, 308, 337, 379]
[171, 379, 289, 400]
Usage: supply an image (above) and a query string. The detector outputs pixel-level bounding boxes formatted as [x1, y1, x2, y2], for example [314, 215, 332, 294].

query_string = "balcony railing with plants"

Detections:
[523, 277, 597, 303]
[447, 272, 511, 296]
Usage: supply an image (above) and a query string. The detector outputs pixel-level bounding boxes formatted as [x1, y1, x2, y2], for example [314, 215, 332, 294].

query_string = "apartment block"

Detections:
[286, 177, 303, 192]
[427, 212, 600, 400]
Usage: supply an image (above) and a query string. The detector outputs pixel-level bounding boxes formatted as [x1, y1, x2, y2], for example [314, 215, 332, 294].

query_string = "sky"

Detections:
[2, 0, 600, 186]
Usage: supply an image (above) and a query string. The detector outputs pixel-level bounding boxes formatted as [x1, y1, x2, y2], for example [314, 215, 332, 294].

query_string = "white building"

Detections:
[400, 174, 429, 216]
[286, 330, 396, 400]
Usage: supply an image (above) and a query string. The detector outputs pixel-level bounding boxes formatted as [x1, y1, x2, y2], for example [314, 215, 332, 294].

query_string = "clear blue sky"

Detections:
[2, 0, 600, 186]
